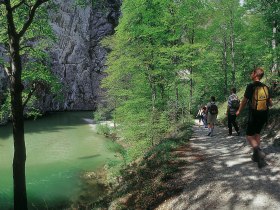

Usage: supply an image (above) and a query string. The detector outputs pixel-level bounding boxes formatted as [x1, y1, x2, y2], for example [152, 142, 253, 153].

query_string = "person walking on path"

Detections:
[196, 106, 207, 128]
[202, 106, 207, 128]
[236, 67, 273, 168]
[206, 96, 218, 137]
[196, 106, 204, 127]
[226, 87, 240, 136]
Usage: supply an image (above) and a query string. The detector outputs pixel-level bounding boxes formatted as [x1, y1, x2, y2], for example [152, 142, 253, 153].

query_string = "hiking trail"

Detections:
[156, 120, 280, 210]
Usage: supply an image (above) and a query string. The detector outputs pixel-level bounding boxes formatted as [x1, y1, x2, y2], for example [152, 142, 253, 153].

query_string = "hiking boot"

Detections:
[257, 149, 265, 159]
[207, 132, 211, 136]
[257, 149, 266, 168]
[251, 148, 265, 162]
[251, 154, 258, 162]
[258, 157, 267, 168]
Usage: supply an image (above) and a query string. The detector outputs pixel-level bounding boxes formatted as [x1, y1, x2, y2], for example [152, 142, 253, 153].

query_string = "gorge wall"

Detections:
[0, 0, 121, 112]
[45, 0, 121, 111]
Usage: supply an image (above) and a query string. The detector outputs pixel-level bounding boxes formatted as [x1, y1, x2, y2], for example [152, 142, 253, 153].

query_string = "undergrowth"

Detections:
[86, 122, 193, 210]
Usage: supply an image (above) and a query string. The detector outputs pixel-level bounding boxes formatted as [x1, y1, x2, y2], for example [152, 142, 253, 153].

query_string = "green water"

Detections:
[0, 111, 118, 209]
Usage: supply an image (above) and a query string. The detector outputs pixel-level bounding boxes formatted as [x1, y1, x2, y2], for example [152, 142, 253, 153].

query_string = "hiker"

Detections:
[196, 106, 204, 127]
[206, 96, 218, 137]
[197, 106, 207, 127]
[226, 87, 240, 136]
[236, 67, 273, 168]
[202, 106, 207, 128]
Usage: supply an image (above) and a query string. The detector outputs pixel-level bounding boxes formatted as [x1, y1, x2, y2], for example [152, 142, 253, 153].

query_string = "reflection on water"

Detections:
[78, 154, 101, 159]
[0, 111, 118, 209]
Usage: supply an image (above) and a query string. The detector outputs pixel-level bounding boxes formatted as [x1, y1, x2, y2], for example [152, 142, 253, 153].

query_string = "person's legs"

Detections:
[247, 135, 259, 160]
[203, 116, 207, 127]
[246, 135, 258, 148]
[207, 114, 216, 136]
[247, 134, 265, 167]
[207, 114, 212, 135]
[210, 115, 217, 136]
[255, 134, 261, 147]
[202, 117, 206, 127]
[255, 133, 266, 168]
[210, 123, 214, 136]
[207, 123, 212, 136]
[246, 111, 266, 168]
[231, 115, 240, 135]
[228, 115, 233, 135]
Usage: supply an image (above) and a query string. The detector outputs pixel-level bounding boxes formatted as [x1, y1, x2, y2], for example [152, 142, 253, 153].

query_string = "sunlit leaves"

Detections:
[0, 0, 60, 116]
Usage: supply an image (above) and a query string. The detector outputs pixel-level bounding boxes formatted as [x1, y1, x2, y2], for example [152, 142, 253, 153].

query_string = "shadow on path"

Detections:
[155, 121, 280, 210]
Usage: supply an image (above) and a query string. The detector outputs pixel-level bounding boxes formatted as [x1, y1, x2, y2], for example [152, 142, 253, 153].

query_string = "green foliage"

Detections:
[244, 0, 279, 76]
[101, 0, 212, 162]
[100, 0, 279, 166]
[0, 0, 61, 117]
[96, 124, 111, 136]
[99, 123, 193, 210]
[0, 92, 11, 122]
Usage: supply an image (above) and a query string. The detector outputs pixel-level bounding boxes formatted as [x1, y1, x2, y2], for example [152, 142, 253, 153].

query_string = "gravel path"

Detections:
[156, 121, 280, 210]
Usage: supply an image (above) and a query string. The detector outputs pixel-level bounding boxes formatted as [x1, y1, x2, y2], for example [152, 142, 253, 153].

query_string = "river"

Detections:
[0, 111, 118, 209]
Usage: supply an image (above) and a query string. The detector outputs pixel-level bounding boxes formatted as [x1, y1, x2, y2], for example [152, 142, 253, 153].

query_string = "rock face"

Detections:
[0, 0, 121, 112]
[0, 46, 8, 98]
[43, 0, 121, 111]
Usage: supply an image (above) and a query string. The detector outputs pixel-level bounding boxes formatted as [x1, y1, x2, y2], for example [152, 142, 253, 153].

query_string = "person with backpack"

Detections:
[236, 67, 273, 168]
[226, 87, 240, 136]
[206, 96, 218, 137]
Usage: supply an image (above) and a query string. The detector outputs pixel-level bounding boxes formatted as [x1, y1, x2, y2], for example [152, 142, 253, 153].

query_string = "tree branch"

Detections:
[12, 0, 26, 11]
[20, 45, 35, 51]
[4, 66, 12, 77]
[22, 84, 37, 108]
[18, 0, 49, 38]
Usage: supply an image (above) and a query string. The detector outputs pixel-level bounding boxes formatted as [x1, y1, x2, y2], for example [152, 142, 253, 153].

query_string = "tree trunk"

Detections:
[3, 1, 50, 209]
[11, 80, 27, 210]
[189, 67, 193, 114]
[9, 34, 28, 210]
[271, 20, 278, 74]
[230, 9, 236, 86]
[222, 33, 228, 95]
[189, 28, 195, 115]
[175, 83, 179, 121]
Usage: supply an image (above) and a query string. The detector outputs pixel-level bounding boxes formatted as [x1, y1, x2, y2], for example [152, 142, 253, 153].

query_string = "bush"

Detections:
[96, 123, 111, 136]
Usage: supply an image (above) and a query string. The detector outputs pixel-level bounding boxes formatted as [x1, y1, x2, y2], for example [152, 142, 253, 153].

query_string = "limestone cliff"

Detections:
[44, 0, 121, 111]
[0, 0, 120, 112]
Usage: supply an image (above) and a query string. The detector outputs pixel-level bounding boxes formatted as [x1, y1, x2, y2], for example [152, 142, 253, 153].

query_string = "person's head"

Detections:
[251, 67, 264, 81]
[231, 87, 236, 94]
[210, 96, 215, 102]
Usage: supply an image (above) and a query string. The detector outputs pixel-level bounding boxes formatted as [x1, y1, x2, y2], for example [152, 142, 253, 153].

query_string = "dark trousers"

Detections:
[228, 114, 239, 135]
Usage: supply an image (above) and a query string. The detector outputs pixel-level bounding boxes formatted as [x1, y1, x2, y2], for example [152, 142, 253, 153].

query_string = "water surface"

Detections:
[0, 111, 117, 209]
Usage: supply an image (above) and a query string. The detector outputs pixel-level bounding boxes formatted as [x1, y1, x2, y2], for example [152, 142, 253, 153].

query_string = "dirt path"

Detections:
[156, 121, 280, 210]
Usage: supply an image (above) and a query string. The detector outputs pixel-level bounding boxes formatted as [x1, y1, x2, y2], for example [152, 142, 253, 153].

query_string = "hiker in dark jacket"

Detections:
[236, 67, 273, 168]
